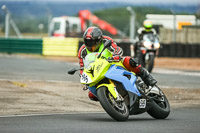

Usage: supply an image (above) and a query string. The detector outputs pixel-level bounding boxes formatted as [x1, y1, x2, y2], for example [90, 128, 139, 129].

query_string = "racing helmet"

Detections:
[143, 20, 153, 32]
[83, 26, 103, 52]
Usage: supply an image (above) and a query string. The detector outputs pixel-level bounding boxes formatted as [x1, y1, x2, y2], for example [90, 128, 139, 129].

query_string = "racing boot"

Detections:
[129, 57, 157, 86]
[138, 67, 157, 86]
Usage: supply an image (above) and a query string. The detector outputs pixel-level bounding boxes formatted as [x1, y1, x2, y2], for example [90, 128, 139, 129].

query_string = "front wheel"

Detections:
[145, 54, 155, 73]
[147, 86, 170, 119]
[97, 86, 129, 121]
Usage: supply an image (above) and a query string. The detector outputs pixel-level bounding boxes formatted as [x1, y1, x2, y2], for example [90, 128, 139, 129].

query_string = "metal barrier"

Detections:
[115, 43, 200, 58]
[0, 38, 199, 58]
[0, 37, 79, 56]
[159, 43, 200, 58]
[0, 38, 42, 54]
[42, 37, 79, 56]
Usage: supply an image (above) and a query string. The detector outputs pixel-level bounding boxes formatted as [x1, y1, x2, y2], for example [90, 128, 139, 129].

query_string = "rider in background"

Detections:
[134, 20, 158, 57]
[78, 26, 157, 101]
[137, 19, 157, 41]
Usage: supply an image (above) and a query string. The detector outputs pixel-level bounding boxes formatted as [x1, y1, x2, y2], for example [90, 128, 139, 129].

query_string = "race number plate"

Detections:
[139, 99, 146, 108]
[80, 72, 92, 84]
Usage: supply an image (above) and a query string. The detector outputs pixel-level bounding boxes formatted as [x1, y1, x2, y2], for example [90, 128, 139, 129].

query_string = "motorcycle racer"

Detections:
[78, 26, 157, 101]
[134, 20, 159, 61]
[137, 19, 157, 41]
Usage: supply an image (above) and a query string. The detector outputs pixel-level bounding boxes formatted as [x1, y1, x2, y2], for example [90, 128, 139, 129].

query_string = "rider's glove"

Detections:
[112, 54, 121, 61]
[108, 54, 122, 62]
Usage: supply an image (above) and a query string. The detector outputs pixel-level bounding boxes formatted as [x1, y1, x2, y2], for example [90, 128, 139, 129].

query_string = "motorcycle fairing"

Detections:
[88, 86, 97, 97]
[104, 64, 141, 97]
[88, 83, 118, 99]
[97, 83, 118, 99]
[81, 58, 111, 87]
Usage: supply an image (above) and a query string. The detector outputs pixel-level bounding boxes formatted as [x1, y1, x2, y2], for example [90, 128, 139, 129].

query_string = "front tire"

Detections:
[145, 54, 155, 73]
[97, 86, 129, 121]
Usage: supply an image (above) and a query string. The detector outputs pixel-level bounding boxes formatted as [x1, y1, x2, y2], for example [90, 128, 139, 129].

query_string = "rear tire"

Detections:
[97, 86, 129, 121]
[147, 90, 170, 119]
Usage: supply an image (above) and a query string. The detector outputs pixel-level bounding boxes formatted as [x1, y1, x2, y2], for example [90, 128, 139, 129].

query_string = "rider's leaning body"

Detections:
[78, 35, 123, 73]
[78, 26, 157, 101]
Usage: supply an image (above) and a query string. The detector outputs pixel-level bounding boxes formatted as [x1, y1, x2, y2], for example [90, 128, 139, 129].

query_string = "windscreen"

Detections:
[144, 34, 154, 42]
[83, 52, 99, 69]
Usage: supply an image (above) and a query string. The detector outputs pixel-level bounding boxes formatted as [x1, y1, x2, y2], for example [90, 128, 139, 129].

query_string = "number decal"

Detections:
[81, 73, 88, 83]
[139, 99, 146, 108]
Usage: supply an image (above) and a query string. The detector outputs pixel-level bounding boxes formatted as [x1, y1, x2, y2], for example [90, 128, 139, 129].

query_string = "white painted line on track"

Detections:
[0, 112, 105, 118]
[0, 78, 79, 83]
[153, 68, 200, 77]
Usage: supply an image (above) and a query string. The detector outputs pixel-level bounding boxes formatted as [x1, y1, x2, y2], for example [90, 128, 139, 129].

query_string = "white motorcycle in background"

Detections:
[135, 33, 160, 73]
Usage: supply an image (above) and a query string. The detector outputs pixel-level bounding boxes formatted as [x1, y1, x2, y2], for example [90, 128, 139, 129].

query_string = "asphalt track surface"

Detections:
[0, 55, 200, 133]
[0, 109, 200, 133]
[0, 55, 200, 89]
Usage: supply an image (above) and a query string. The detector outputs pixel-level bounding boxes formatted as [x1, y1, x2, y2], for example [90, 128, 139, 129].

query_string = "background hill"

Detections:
[0, 1, 199, 36]
[0, 1, 198, 17]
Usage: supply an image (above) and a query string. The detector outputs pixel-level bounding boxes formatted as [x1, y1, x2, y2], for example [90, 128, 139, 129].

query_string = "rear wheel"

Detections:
[147, 86, 170, 119]
[97, 86, 129, 121]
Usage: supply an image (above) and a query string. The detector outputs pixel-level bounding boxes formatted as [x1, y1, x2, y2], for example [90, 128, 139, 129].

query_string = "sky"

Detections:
[1, 0, 200, 5]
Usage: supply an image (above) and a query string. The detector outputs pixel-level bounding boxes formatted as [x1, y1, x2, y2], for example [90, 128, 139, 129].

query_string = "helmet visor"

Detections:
[84, 38, 96, 47]
[84, 38, 101, 52]
[144, 24, 152, 29]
